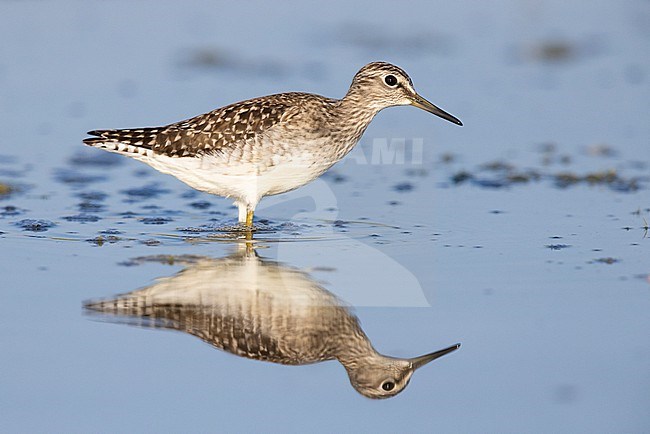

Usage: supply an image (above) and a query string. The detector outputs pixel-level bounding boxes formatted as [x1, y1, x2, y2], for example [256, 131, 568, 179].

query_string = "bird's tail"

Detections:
[83, 129, 159, 157]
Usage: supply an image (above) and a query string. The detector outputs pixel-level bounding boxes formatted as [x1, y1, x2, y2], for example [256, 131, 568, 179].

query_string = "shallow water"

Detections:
[1, 1, 649, 432]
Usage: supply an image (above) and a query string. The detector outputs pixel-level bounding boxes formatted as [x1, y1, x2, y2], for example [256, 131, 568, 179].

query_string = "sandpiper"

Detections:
[84, 61, 462, 227]
[84, 250, 460, 398]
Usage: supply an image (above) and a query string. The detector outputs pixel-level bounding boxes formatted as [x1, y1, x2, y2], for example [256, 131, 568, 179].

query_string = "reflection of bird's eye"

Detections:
[384, 75, 397, 87]
[381, 381, 395, 391]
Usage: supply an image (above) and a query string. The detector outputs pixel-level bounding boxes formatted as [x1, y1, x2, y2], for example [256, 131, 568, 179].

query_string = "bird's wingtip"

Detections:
[83, 130, 110, 146]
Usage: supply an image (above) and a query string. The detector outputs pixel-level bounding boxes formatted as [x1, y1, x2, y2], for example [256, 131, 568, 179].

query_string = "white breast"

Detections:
[138, 148, 331, 207]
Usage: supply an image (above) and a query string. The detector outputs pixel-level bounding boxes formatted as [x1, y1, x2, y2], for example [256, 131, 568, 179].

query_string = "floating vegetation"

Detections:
[554, 170, 640, 192]
[451, 162, 645, 193]
[0, 182, 13, 196]
[140, 239, 161, 246]
[592, 257, 620, 265]
[86, 235, 122, 246]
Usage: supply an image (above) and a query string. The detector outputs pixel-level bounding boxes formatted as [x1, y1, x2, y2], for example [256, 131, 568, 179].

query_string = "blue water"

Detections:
[1, 1, 649, 432]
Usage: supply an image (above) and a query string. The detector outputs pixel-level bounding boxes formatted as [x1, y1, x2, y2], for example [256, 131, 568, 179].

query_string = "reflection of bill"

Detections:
[84, 249, 459, 399]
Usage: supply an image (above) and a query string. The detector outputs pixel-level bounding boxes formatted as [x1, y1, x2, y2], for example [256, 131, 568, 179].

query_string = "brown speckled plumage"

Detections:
[84, 250, 460, 399]
[84, 62, 461, 224]
[84, 93, 307, 158]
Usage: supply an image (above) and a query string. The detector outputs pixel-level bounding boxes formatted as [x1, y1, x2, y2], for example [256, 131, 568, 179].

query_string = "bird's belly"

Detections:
[260, 160, 330, 196]
[140, 152, 330, 204]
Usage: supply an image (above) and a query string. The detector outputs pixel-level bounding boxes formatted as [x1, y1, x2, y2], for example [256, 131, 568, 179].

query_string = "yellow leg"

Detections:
[245, 210, 254, 228]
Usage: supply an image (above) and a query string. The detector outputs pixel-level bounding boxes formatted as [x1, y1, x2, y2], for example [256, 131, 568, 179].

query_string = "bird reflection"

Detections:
[84, 247, 459, 399]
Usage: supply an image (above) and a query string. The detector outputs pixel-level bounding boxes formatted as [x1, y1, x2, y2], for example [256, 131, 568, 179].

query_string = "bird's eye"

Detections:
[384, 75, 398, 87]
[381, 381, 395, 391]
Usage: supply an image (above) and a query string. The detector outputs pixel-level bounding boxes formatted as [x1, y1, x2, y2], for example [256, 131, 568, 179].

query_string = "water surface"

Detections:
[1, 1, 648, 432]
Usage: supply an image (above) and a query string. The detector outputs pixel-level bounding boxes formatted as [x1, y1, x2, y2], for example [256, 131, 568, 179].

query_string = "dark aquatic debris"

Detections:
[333, 22, 454, 57]
[189, 200, 212, 210]
[76, 191, 108, 202]
[176, 47, 288, 78]
[121, 184, 171, 200]
[509, 36, 606, 65]
[77, 201, 105, 213]
[54, 169, 106, 185]
[393, 182, 415, 192]
[15, 219, 56, 232]
[322, 171, 348, 183]
[69, 150, 123, 167]
[1, 205, 22, 217]
[451, 171, 472, 184]
[100, 229, 123, 235]
[546, 244, 571, 250]
[140, 217, 173, 225]
[62, 214, 102, 223]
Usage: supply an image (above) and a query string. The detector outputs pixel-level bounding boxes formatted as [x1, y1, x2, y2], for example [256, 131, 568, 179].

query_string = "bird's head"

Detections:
[344, 343, 460, 399]
[347, 61, 462, 126]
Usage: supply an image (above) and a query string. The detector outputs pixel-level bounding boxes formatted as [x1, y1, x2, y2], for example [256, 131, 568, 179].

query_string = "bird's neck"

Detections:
[332, 327, 380, 370]
[336, 87, 384, 125]
[327, 89, 383, 155]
